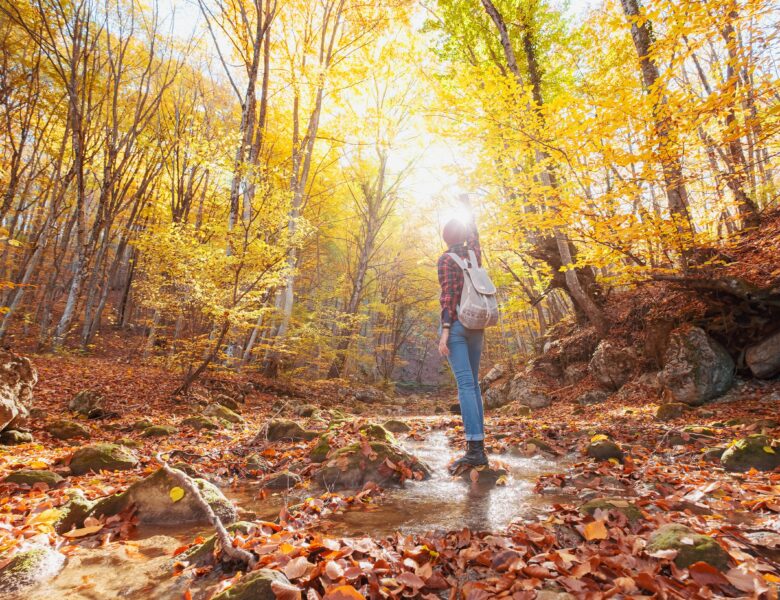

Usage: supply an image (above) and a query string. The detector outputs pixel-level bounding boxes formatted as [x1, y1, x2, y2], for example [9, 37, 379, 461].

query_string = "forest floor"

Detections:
[1, 354, 779, 599]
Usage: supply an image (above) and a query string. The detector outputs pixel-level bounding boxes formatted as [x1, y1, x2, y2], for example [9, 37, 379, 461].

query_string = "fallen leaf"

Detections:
[583, 520, 608, 541]
[169, 487, 185, 502]
[272, 580, 303, 600]
[323, 585, 365, 600]
[63, 524, 104, 538]
[284, 556, 314, 580]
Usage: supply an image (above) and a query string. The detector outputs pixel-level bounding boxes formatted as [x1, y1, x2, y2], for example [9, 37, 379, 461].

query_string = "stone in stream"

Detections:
[68, 390, 108, 418]
[55, 490, 96, 534]
[578, 498, 643, 522]
[203, 403, 245, 424]
[212, 568, 293, 600]
[0, 350, 37, 437]
[360, 423, 395, 443]
[142, 424, 177, 437]
[4, 469, 64, 487]
[720, 434, 780, 472]
[0, 429, 33, 445]
[745, 330, 780, 379]
[316, 441, 431, 489]
[88, 467, 237, 525]
[646, 524, 730, 570]
[182, 415, 220, 431]
[655, 402, 689, 421]
[178, 521, 255, 566]
[458, 465, 509, 486]
[69, 443, 139, 475]
[265, 418, 317, 442]
[588, 340, 636, 390]
[45, 419, 90, 440]
[658, 325, 734, 405]
[262, 470, 301, 489]
[382, 419, 411, 433]
[0, 546, 65, 593]
[586, 439, 624, 462]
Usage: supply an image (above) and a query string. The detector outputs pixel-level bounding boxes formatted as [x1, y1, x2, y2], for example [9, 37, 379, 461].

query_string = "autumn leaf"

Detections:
[271, 580, 303, 600]
[169, 487, 185, 502]
[323, 585, 365, 600]
[283, 556, 314, 580]
[583, 520, 608, 541]
[62, 524, 104, 538]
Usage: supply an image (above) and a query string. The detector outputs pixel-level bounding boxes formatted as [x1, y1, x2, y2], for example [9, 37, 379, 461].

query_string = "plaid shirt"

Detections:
[438, 220, 481, 326]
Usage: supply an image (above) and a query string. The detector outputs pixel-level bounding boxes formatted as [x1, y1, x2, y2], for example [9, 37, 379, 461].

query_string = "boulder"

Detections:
[576, 390, 609, 406]
[480, 363, 506, 388]
[45, 419, 90, 440]
[262, 471, 301, 489]
[213, 568, 292, 600]
[655, 402, 689, 421]
[0, 429, 32, 445]
[89, 467, 236, 525]
[720, 434, 780, 472]
[55, 490, 96, 534]
[360, 423, 395, 443]
[563, 362, 589, 386]
[182, 415, 220, 431]
[658, 326, 734, 406]
[646, 524, 729, 570]
[245, 453, 271, 471]
[68, 390, 106, 418]
[524, 437, 556, 455]
[354, 388, 385, 404]
[316, 441, 431, 489]
[588, 341, 636, 390]
[701, 447, 726, 462]
[265, 419, 317, 442]
[69, 443, 139, 475]
[5, 469, 64, 487]
[203, 403, 245, 424]
[746, 330, 780, 379]
[0, 546, 65, 593]
[506, 374, 551, 409]
[143, 425, 177, 437]
[0, 349, 37, 433]
[382, 419, 411, 433]
[586, 440, 624, 462]
[579, 498, 642, 522]
[483, 381, 509, 409]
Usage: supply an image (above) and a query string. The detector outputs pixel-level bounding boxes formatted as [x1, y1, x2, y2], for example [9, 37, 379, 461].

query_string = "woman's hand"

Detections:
[438, 329, 450, 357]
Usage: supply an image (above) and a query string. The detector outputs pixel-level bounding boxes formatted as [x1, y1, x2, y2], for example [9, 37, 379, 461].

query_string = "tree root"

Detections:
[155, 452, 256, 568]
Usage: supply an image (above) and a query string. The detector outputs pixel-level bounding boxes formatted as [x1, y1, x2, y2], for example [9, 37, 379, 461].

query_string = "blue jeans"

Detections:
[446, 320, 484, 441]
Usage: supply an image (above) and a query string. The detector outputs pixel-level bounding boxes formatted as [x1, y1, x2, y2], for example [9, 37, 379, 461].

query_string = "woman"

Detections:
[437, 206, 488, 473]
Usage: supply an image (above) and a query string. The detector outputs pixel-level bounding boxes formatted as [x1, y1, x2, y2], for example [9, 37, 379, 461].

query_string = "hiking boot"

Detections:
[449, 440, 488, 474]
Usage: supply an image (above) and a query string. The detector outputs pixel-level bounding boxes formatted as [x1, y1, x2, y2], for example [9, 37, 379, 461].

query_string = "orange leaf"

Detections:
[583, 520, 608, 541]
[323, 585, 365, 600]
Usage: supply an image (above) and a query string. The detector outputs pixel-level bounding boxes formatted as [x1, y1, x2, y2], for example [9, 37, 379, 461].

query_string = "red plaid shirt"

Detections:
[438, 220, 481, 326]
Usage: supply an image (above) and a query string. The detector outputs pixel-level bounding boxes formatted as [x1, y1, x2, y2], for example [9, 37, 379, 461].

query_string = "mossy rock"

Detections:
[245, 453, 270, 471]
[116, 437, 139, 448]
[360, 423, 395, 444]
[132, 419, 154, 431]
[720, 434, 780, 472]
[212, 568, 291, 600]
[143, 425, 177, 437]
[683, 425, 716, 437]
[179, 521, 255, 565]
[579, 498, 643, 522]
[295, 404, 319, 418]
[215, 394, 241, 412]
[646, 524, 729, 570]
[262, 470, 301, 490]
[5, 469, 64, 487]
[0, 546, 65, 592]
[45, 419, 90, 440]
[310, 435, 332, 463]
[725, 417, 750, 426]
[586, 440, 624, 462]
[655, 402, 689, 421]
[69, 443, 138, 475]
[0, 430, 33, 445]
[183, 415, 220, 431]
[69, 390, 105, 418]
[266, 419, 317, 441]
[382, 419, 411, 434]
[203, 403, 244, 424]
[55, 490, 96, 534]
[701, 447, 726, 462]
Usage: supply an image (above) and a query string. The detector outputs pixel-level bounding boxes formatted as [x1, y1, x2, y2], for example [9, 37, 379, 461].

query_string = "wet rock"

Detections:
[746, 330, 780, 379]
[316, 441, 431, 489]
[720, 434, 780, 472]
[179, 522, 255, 565]
[589, 341, 636, 390]
[506, 374, 551, 409]
[586, 439, 624, 462]
[69, 390, 106, 418]
[382, 419, 411, 433]
[90, 467, 236, 525]
[579, 498, 642, 522]
[554, 524, 583, 547]
[360, 423, 395, 443]
[522, 437, 555, 455]
[5, 469, 64, 487]
[658, 326, 734, 405]
[143, 424, 177, 437]
[646, 524, 729, 570]
[45, 419, 90, 440]
[0, 429, 32, 445]
[262, 470, 301, 489]
[69, 443, 139, 475]
[655, 402, 689, 421]
[203, 403, 245, 424]
[576, 389, 609, 406]
[212, 568, 292, 600]
[458, 465, 508, 486]
[265, 418, 317, 441]
[0, 350, 37, 434]
[182, 415, 220, 431]
[0, 546, 65, 593]
[215, 394, 240, 412]
[55, 490, 95, 534]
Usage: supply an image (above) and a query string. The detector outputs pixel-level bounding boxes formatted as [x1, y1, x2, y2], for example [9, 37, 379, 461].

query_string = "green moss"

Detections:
[5, 470, 64, 487]
[69, 443, 138, 475]
[179, 521, 255, 565]
[212, 568, 290, 600]
[360, 423, 395, 444]
[183, 415, 220, 431]
[721, 434, 780, 472]
[0, 547, 65, 592]
[310, 434, 331, 463]
[266, 419, 316, 441]
[203, 403, 245, 424]
[579, 498, 643, 522]
[45, 419, 90, 440]
[55, 490, 95, 533]
[646, 524, 729, 570]
[142, 425, 177, 437]
[132, 419, 153, 431]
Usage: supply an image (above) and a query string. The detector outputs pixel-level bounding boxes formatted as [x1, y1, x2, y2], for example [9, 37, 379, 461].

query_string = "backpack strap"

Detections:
[447, 252, 468, 270]
[467, 249, 479, 268]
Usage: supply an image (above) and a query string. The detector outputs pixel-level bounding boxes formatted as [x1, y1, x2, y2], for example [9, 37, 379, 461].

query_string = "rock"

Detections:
[562, 362, 589, 385]
[658, 326, 734, 405]
[646, 524, 730, 570]
[655, 402, 689, 421]
[132, 419, 154, 430]
[45, 419, 90, 440]
[523, 437, 555, 455]
[316, 441, 431, 489]
[265, 419, 317, 441]
[212, 568, 292, 600]
[55, 490, 96, 534]
[0, 546, 65, 592]
[586, 440, 624, 462]
[245, 454, 270, 471]
[0, 429, 32, 445]
[143, 425, 177, 437]
[458, 465, 508, 486]
[295, 403, 318, 417]
[588, 341, 636, 390]
[262, 470, 301, 489]
[720, 434, 780, 472]
[449, 402, 462, 414]
[576, 389, 609, 406]
[5, 469, 64, 487]
[354, 388, 384, 403]
[480, 363, 506, 388]
[310, 435, 331, 463]
[746, 330, 780, 379]
[506, 374, 551, 409]
[89, 467, 236, 525]
[579, 498, 642, 522]
[382, 419, 411, 433]
[179, 522, 255, 565]
[0, 349, 37, 433]
[203, 403, 244, 424]
[69, 443, 139, 475]
[182, 415, 220, 431]
[68, 390, 106, 418]
[701, 447, 726, 462]
[116, 437, 139, 448]
[360, 423, 395, 443]
[215, 394, 241, 412]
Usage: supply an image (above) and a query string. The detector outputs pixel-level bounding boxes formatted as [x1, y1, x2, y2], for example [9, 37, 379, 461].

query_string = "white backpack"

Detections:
[448, 249, 499, 329]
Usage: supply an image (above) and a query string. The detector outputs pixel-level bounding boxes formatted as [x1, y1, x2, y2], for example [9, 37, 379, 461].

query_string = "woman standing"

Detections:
[437, 199, 488, 473]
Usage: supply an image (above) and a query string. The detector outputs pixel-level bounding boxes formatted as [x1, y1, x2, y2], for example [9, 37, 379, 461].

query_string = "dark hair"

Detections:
[442, 219, 467, 247]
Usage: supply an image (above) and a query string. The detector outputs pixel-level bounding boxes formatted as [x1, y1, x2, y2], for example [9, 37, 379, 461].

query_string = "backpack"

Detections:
[447, 249, 499, 329]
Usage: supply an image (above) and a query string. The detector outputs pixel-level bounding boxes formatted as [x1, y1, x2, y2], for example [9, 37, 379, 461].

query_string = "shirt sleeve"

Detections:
[438, 254, 455, 326]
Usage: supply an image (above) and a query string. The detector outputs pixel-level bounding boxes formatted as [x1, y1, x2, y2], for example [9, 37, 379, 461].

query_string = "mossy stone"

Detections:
[316, 441, 431, 489]
[655, 403, 688, 421]
[179, 521, 255, 565]
[69, 443, 138, 475]
[183, 415, 220, 431]
[382, 419, 411, 433]
[45, 419, 90, 440]
[646, 524, 729, 570]
[310, 434, 331, 463]
[212, 568, 291, 600]
[295, 404, 318, 417]
[586, 440, 624, 462]
[55, 490, 96, 533]
[579, 498, 643, 522]
[701, 447, 726, 462]
[266, 419, 316, 441]
[526, 437, 555, 454]
[203, 403, 245, 424]
[116, 437, 139, 448]
[215, 394, 240, 412]
[5, 469, 64, 487]
[132, 419, 154, 431]
[360, 423, 395, 443]
[720, 434, 780, 472]
[0, 430, 33, 445]
[0, 547, 65, 592]
[142, 425, 177, 437]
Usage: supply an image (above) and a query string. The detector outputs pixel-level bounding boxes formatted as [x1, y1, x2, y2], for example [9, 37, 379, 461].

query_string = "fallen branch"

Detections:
[155, 452, 256, 568]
